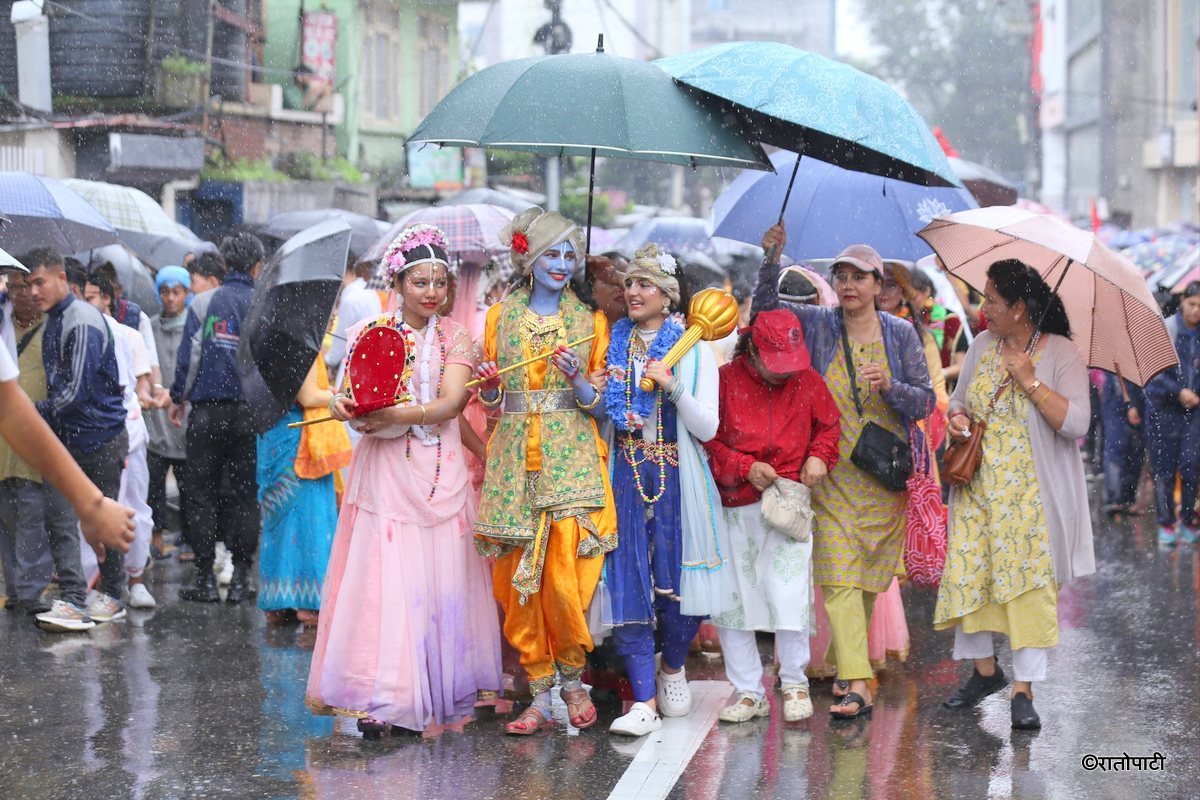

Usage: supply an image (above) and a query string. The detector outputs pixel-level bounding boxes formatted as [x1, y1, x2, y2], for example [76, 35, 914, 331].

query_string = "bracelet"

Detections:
[1035, 386, 1052, 408]
[328, 392, 344, 416]
[417, 404, 427, 425]
[666, 377, 685, 404]
[576, 387, 602, 411]
[479, 385, 504, 409]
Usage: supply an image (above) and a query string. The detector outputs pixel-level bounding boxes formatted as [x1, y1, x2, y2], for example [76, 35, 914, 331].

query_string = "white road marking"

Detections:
[606, 680, 731, 800]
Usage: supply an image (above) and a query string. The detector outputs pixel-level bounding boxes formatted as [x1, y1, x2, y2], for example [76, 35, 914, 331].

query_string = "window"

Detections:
[1176, 0, 1199, 119]
[362, 1, 402, 123]
[418, 13, 452, 119]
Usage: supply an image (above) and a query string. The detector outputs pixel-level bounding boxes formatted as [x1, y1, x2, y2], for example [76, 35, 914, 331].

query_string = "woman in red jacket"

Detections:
[704, 310, 841, 723]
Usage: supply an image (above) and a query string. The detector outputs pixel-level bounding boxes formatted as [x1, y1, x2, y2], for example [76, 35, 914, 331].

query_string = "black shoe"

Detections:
[225, 566, 252, 604]
[1011, 692, 1041, 730]
[22, 599, 53, 616]
[943, 664, 1008, 710]
[179, 571, 221, 603]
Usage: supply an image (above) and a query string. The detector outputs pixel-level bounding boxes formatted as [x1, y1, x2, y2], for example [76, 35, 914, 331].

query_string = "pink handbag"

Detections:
[904, 424, 947, 590]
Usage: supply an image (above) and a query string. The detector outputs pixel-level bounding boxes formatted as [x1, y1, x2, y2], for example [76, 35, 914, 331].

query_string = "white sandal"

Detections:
[718, 691, 770, 723]
[609, 701, 663, 737]
[781, 683, 813, 722]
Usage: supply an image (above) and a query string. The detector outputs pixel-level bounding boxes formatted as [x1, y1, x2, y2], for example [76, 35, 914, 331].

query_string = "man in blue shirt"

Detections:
[25, 248, 130, 629]
[170, 233, 263, 603]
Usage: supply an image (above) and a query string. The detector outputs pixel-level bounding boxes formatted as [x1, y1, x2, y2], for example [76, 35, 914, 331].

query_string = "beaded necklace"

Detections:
[623, 339, 669, 504]
[404, 315, 447, 501]
[991, 329, 1042, 417]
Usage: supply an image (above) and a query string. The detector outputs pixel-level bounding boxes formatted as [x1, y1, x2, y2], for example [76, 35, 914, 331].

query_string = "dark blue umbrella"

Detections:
[0, 172, 120, 254]
[714, 151, 977, 262]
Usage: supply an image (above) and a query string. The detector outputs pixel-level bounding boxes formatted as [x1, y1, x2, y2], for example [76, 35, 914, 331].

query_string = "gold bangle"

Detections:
[1035, 386, 1052, 408]
[479, 385, 503, 408]
[576, 388, 602, 411]
[417, 404, 427, 425]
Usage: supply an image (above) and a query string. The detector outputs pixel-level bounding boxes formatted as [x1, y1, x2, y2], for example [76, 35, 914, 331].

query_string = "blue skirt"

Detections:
[607, 435, 684, 626]
[256, 408, 338, 611]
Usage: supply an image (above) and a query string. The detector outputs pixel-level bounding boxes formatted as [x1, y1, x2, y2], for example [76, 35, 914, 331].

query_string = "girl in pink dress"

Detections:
[307, 225, 503, 737]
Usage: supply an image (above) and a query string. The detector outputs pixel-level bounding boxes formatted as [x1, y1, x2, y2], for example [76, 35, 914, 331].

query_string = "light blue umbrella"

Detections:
[657, 42, 960, 189]
[713, 151, 977, 262]
[0, 172, 119, 254]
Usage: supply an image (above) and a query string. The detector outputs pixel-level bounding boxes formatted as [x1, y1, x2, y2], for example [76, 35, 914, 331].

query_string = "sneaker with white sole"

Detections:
[35, 600, 96, 632]
[128, 583, 157, 609]
[609, 702, 663, 737]
[86, 592, 127, 623]
[780, 684, 813, 722]
[656, 661, 692, 718]
[719, 691, 770, 723]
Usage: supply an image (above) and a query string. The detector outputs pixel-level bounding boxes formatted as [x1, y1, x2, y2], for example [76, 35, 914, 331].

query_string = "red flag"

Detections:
[1090, 197, 1102, 233]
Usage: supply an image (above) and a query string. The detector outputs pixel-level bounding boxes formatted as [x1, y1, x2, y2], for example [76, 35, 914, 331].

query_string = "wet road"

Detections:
[1, 495, 1198, 800]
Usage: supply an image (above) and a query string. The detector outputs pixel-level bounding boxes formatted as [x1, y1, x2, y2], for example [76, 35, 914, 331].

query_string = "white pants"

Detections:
[120, 437, 154, 579]
[718, 627, 810, 697]
[952, 627, 1049, 683]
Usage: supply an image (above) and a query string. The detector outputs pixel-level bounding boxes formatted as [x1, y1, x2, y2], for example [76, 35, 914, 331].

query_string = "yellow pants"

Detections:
[821, 584, 878, 681]
[492, 516, 604, 697]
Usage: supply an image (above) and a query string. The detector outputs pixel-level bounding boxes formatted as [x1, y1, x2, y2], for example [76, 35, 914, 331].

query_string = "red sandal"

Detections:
[504, 705, 553, 735]
[560, 686, 598, 729]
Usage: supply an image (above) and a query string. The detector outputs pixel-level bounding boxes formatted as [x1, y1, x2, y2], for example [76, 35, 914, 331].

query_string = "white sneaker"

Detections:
[609, 702, 663, 737]
[718, 691, 770, 723]
[781, 684, 813, 722]
[35, 600, 96, 632]
[216, 558, 234, 587]
[86, 592, 127, 623]
[656, 660, 692, 718]
[128, 583, 157, 609]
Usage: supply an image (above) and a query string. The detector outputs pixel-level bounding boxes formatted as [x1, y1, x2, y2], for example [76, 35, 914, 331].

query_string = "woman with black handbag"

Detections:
[754, 225, 934, 721]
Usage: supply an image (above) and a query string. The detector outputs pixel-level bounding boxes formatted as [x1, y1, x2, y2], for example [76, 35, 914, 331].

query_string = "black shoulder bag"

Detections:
[840, 320, 911, 492]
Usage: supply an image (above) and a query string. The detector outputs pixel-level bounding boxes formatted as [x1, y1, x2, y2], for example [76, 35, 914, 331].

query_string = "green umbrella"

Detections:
[409, 36, 771, 251]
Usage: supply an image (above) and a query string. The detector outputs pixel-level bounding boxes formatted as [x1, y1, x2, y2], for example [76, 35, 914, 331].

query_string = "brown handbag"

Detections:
[942, 379, 1010, 487]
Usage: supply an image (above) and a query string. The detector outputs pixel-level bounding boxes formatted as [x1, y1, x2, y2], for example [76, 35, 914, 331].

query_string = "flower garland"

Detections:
[381, 224, 449, 282]
[404, 315, 447, 501]
[604, 316, 685, 432]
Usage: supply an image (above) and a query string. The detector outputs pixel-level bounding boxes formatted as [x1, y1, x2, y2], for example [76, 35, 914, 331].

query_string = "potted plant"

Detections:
[156, 53, 207, 108]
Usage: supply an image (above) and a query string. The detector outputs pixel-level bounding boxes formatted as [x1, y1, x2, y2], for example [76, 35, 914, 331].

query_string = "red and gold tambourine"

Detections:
[288, 316, 415, 429]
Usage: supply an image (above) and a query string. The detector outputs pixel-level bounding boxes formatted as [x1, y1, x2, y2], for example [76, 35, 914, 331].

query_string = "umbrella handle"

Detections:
[767, 149, 804, 264]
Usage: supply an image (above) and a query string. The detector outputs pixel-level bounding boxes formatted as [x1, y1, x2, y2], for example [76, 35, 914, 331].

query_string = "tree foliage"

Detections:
[854, 0, 1035, 183]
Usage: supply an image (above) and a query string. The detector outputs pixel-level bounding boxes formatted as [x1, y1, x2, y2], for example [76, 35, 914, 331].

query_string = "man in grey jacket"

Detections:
[145, 266, 192, 560]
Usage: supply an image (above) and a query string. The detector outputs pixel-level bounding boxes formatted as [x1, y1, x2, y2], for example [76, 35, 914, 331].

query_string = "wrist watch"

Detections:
[1026, 379, 1042, 395]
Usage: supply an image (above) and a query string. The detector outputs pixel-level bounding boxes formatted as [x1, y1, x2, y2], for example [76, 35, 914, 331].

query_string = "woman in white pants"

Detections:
[703, 311, 841, 723]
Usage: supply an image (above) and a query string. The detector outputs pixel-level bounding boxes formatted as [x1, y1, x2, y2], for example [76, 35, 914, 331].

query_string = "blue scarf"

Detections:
[605, 316, 685, 432]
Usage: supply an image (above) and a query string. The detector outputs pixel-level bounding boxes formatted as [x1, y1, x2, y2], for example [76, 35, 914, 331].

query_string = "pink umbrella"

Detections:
[1174, 265, 1200, 292]
[917, 206, 1177, 386]
[365, 203, 515, 264]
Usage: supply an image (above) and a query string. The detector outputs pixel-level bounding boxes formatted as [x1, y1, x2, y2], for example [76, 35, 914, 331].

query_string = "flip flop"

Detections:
[830, 692, 873, 721]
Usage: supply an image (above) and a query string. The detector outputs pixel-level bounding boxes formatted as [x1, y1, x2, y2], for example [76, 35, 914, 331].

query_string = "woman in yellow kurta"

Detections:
[936, 259, 1093, 731]
[473, 208, 616, 735]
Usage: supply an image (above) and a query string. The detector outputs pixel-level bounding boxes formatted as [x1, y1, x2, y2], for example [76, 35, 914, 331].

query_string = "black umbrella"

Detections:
[238, 219, 351, 434]
[258, 209, 388, 262]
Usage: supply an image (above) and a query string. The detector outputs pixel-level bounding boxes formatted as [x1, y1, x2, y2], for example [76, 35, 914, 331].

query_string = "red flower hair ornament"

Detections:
[511, 230, 530, 255]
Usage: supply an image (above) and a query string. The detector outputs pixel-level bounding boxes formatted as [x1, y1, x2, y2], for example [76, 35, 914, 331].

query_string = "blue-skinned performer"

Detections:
[473, 208, 616, 735]
[601, 244, 731, 738]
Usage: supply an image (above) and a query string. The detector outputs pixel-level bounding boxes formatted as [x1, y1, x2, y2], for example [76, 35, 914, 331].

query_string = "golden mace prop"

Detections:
[638, 288, 740, 392]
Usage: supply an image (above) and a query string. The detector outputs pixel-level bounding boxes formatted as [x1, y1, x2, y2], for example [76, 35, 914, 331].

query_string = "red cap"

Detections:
[751, 309, 810, 374]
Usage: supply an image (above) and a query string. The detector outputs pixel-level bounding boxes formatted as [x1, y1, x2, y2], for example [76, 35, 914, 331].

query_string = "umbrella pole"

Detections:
[766, 148, 804, 263]
[585, 148, 597, 255]
[1035, 257, 1073, 331]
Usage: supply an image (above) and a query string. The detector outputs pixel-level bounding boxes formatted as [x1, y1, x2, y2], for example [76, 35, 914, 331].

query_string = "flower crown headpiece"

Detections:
[381, 224, 451, 282]
[632, 243, 678, 277]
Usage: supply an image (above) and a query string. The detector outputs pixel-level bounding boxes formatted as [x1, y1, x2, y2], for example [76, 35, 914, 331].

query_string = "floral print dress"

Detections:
[934, 346, 1059, 650]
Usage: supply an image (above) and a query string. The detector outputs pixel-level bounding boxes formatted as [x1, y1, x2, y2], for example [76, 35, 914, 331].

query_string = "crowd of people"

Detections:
[2, 205, 1197, 744]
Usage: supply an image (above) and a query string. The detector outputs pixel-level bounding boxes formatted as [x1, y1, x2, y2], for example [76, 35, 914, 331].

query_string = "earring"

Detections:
[662, 301, 670, 314]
